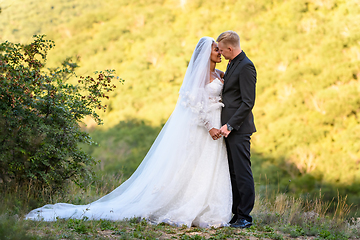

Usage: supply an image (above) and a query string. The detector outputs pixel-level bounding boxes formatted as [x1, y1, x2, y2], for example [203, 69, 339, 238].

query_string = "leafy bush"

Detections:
[0, 35, 121, 195]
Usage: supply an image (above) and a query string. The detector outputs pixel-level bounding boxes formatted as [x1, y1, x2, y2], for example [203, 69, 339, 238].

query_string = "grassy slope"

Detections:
[1, 0, 360, 202]
[2, 178, 359, 239]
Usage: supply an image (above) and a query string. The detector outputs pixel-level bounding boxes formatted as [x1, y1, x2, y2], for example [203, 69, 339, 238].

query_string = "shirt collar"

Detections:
[230, 51, 243, 64]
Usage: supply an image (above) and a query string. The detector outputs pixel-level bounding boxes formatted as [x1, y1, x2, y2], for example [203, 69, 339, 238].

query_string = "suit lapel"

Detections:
[223, 59, 241, 92]
[223, 52, 246, 92]
[224, 59, 240, 80]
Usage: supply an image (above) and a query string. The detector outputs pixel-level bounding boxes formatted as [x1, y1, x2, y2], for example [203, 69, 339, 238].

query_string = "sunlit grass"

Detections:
[1, 174, 360, 239]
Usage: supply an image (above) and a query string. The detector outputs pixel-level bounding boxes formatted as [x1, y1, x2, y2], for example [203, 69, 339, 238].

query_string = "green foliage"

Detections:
[67, 217, 93, 234]
[180, 234, 205, 240]
[81, 119, 162, 179]
[289, 225, 305, 237]
[99, 219, 116, 231]
[0, 35, 120, 194]
[0, 214, 52, 240]
[208, 227, 236, 239]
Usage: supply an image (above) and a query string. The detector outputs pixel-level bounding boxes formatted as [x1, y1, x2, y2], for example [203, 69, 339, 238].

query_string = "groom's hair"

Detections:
[216, 31, 240, 48]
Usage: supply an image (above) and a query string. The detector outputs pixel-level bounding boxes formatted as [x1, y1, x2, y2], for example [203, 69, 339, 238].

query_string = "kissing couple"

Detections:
[26, 31, 257, 229]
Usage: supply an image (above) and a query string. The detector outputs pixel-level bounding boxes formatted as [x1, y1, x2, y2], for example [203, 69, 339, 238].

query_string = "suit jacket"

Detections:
[221, 51, 257, 134]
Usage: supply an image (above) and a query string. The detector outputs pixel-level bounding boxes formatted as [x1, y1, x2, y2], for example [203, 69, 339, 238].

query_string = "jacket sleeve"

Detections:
[227, 63, 256, 130]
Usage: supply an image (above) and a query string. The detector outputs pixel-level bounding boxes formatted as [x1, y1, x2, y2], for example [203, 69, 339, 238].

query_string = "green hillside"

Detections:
[1, 0, 360, 205]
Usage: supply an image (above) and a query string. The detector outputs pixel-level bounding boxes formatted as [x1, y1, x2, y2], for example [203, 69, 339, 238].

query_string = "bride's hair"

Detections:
[216, 31, 240, 48]
[193, 39, 215, 63]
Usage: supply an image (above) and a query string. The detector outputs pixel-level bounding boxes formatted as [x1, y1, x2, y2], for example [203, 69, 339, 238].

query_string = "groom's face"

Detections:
[218, 41, 232, 60]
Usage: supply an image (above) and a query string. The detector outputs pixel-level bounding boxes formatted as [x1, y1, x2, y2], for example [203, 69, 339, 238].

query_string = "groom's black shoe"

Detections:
[230, 218, 252, 228]
[229, 214, 238, 224]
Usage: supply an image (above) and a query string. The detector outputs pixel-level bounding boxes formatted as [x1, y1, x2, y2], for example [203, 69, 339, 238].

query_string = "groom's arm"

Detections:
[227, 63, 256, 131]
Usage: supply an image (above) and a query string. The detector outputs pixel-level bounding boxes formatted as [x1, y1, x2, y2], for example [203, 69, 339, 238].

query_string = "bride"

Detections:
[25, 37, 232, 228]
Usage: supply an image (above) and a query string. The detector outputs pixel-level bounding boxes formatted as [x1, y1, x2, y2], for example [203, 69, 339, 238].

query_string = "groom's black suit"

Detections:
[221, 51, 256, 223]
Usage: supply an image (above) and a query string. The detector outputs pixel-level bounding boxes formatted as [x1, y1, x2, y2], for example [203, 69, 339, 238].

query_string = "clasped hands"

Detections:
[209, 124, 231, 140]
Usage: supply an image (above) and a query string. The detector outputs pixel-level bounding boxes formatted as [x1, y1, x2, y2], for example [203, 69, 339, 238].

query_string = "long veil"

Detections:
[94, 36, 215, 204]
[25, 37, 227, 227]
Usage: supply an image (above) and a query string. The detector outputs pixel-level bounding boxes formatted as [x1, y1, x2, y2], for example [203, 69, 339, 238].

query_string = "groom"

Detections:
[217, 31, 257, 228]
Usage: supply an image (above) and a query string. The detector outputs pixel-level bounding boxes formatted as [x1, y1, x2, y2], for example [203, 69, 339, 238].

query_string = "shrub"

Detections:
[0, 35, 121, 196]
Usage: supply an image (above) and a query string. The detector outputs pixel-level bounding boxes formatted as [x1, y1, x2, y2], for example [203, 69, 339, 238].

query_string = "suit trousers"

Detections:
[225, 132, 255, 222]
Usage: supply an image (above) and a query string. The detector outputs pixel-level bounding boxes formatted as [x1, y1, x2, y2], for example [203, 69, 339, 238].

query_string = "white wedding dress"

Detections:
[25, 78, 232, 228]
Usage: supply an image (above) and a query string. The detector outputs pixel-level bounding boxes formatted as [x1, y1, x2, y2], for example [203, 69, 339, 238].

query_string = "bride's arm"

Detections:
[201, 107, 221, 140]
[203, 119, 221, 140]
[203, 119, 213, 132]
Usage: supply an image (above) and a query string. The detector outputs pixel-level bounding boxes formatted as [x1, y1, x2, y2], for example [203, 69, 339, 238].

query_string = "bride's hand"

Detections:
[209, 128, 221, 140]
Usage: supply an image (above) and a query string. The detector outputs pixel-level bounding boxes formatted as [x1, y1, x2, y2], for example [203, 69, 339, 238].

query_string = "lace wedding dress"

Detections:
[25, 37, 232, 228]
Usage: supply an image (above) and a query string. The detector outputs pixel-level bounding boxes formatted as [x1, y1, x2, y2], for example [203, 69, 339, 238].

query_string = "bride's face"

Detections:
[210, 42, 222, 63]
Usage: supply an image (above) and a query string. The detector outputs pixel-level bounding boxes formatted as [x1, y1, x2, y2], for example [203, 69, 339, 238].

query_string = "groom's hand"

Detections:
[220, 124, 231, 138]
[209, 128, 221, 140]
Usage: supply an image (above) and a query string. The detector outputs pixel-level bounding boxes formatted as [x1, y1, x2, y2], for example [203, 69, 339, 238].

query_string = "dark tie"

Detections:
[226, 60, 232, 72]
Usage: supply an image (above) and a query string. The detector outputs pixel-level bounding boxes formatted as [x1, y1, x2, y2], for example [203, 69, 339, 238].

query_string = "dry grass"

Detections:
[1, 175, 360, 239]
